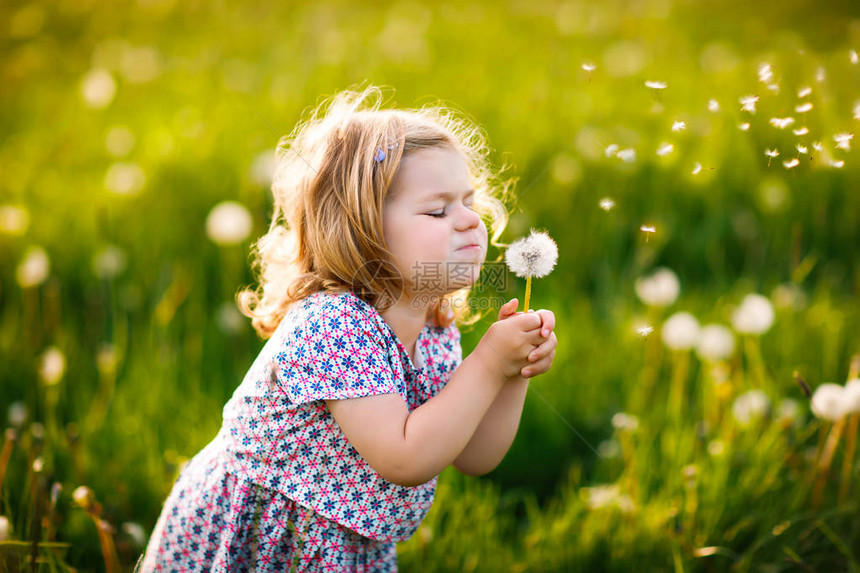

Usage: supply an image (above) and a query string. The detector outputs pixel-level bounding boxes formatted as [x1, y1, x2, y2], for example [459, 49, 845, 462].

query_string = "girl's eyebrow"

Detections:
[423, 188, 475, 202]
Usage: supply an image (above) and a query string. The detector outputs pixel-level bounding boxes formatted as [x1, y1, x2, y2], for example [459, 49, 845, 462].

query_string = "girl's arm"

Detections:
[452, 308, 557, 476]
[326, 308, 544, 487]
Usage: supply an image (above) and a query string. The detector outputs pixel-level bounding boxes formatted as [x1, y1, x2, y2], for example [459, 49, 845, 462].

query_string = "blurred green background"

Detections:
[2, 0, 860, 570]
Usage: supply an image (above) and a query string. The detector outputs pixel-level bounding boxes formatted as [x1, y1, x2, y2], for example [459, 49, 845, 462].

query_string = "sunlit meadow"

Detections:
[2, 1, 860, 571]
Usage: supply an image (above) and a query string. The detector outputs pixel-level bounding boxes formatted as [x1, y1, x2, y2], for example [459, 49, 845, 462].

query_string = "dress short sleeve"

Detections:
[273, 292, 401, 405]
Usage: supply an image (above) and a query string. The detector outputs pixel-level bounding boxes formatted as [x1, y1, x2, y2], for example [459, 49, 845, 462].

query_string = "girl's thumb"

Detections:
[498, 298, 518, 320]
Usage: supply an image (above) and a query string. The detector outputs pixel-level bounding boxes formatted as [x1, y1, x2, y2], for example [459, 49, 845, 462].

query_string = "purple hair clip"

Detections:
[373, 139, 399, 163]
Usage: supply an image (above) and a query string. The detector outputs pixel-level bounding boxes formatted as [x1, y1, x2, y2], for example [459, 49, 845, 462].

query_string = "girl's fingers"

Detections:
[535, 309, 556, 338]
[498, 298, 518, 321]
[522, 350, 555, 378]
[527, 334, 558, 362]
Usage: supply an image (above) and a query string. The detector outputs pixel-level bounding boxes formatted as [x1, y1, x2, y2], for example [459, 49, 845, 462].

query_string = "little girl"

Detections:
[140, 85, 557, 572]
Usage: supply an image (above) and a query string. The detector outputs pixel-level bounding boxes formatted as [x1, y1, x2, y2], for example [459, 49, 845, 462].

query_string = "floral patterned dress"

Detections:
[139, 290, 462, 572]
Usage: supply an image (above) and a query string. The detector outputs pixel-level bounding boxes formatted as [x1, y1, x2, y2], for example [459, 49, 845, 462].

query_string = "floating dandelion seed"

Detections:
[831, 159, 845, 168]
[740, 95, 759, 113]
[739, 122, 750, 131]
[640, 225, 656, 243]
[645, 80, 667, 90]
[604, 143, 619, 158]
[854, 101, 860, 121]
[816, 66, 826, 82]
[783, 158, 799, 169]
[764, 148, 779, 166]
[504, 229, 558, 312]
[851, 50, 859, 65]
[758, 63, 773, 84]
[616, 148, 636, 163]
[599, 197, 616, 211]
[798, 86, 812, 98]
[691, 162, 702, 175]
[812, 142, 823, 151]
[770, 117, 795, 129]
[671, 121, 686, 132]
[766, 83, 780, 94]
[582, 62, 597, 72]
[793, 127, 809, 136]
[834, 132, 853, 151]
[707, 99, 720, 112]
[795, 102, 813, 113]
[637, 325, 654, 337]
[796, 144, 808, 154]
[656, 143, 674, 156]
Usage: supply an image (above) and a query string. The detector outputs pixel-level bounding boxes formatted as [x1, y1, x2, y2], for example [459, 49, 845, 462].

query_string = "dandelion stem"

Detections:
[813, 417, 845, 509]
[839, 414, 858, 502]
[523, 275, 532, 313]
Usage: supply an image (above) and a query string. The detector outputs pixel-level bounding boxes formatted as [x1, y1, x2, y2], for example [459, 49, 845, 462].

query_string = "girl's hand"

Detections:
[475, 299, 557, 381]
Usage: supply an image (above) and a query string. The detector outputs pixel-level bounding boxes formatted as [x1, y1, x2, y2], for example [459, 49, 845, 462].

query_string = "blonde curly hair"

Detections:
[238, 84, 514, 339]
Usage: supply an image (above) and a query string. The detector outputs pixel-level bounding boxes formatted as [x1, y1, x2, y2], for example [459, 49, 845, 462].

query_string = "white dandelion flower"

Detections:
[72, 486, 95, 511]
[671, 121, 686, 132]
[616, 148, 636, 163]
[758, 63, 773, 84]
[844, 379, 860, 415]
[811, 383, 846, 421]
[39, 346, 66, 386]
[797, 86, 812, 98]
[739, 122, 751, 131]
[834, 132, 853, 151]
[599, 197, 616, 211]
[645, 80, 667, 90]
[793, 127, 809, 136]
[795, 102, 813, 113]
[769, 117, 795, 129]
[104, 162, 146, 196]
[796, 144, 808, 154]
[16, 246, 50, 288]
[612, 412, 640, 431]
[707, 99, 720, 112]
[505, 230, 558, 279]
[740, 95, 758, 113]
[635, 267, 680, 307]
[732, 390, 770, 426]
[656, 142, 674, 156]
[0, 205, 30, 236]
[206, 201, 253, 246]
[691, 162, 702, 175]
[854, 101, 860, 121]
[695, 324, 735, 361]
[582, 62, 597, 72]
[731, 293, 775, 335]
[8, 402, 27, 428]
[783, 158, 800, 169]
[605, 143, 619, 158]
[851, 49, 859, 65]
[80, 68, 116, 109]
[661, 312, 701, 351]
[92, 245, 127, 280]
[831, 159, 845, 168]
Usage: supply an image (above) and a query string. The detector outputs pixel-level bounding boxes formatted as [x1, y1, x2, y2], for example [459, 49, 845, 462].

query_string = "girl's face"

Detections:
[383, 146, 488, 299]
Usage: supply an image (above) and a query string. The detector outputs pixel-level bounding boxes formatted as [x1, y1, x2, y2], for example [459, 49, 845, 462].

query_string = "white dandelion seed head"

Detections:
[695, 324, 735, 361]
[671, 121, 686, 132]
[582, 62, 597, 72]
[783, 158, 800, 169]
[206, 201, 253, 246]
[216, 301, 246, 335]
[656, 142, 674, 156]
[80, 68, 116, 109]
[0, 205, 30, 236]
[504, 229, 559, 279]
[691, 162, 702, 175]
[8, 401, 27, 428]
[645, 80, 667, 90]
[597, 440, 620, 458]
[740, 95, 758, 113]
[661, 311, 701, 351]
[616, 148, 636, 163]
[707, 99, 720, 112]
[770, 117, 795, 129]
[612, 412, 640, 431]
[795, 102, 813, 113]
[732, 389, 770, 426]
[605, 143, 619, 158]
[39, 346, 66, 386]
[793, 127, 809, 136]
[844, 379, 860, 415]
[731, 294, 775, 335]
[811, 383, 847, 421]
[16, 246, 50, 288]
[758, 63, 773, 84]
[72, 486, 95, 510]
[851, 49, 859, 65]
[831, 159, 845, 168]
[765, 149, 780, 158]
[635, 267, 680, 307]
[92, 245, 127, 280]
[599, 197, 616, 211]
[104, 162, 146, 196]
[739, 123, 751, 131]
[798, 86, 812, 98]
[854, 101, 860, 121]
[834, 132, 853, 151]
[796, 144, 808, 154]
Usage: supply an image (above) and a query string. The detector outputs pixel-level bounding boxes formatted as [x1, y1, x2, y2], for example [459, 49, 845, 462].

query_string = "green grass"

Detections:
[2, 0, 860, 570]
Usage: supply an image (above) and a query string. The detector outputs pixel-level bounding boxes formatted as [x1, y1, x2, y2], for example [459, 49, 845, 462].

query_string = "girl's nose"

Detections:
[453, 203, 481, 231]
